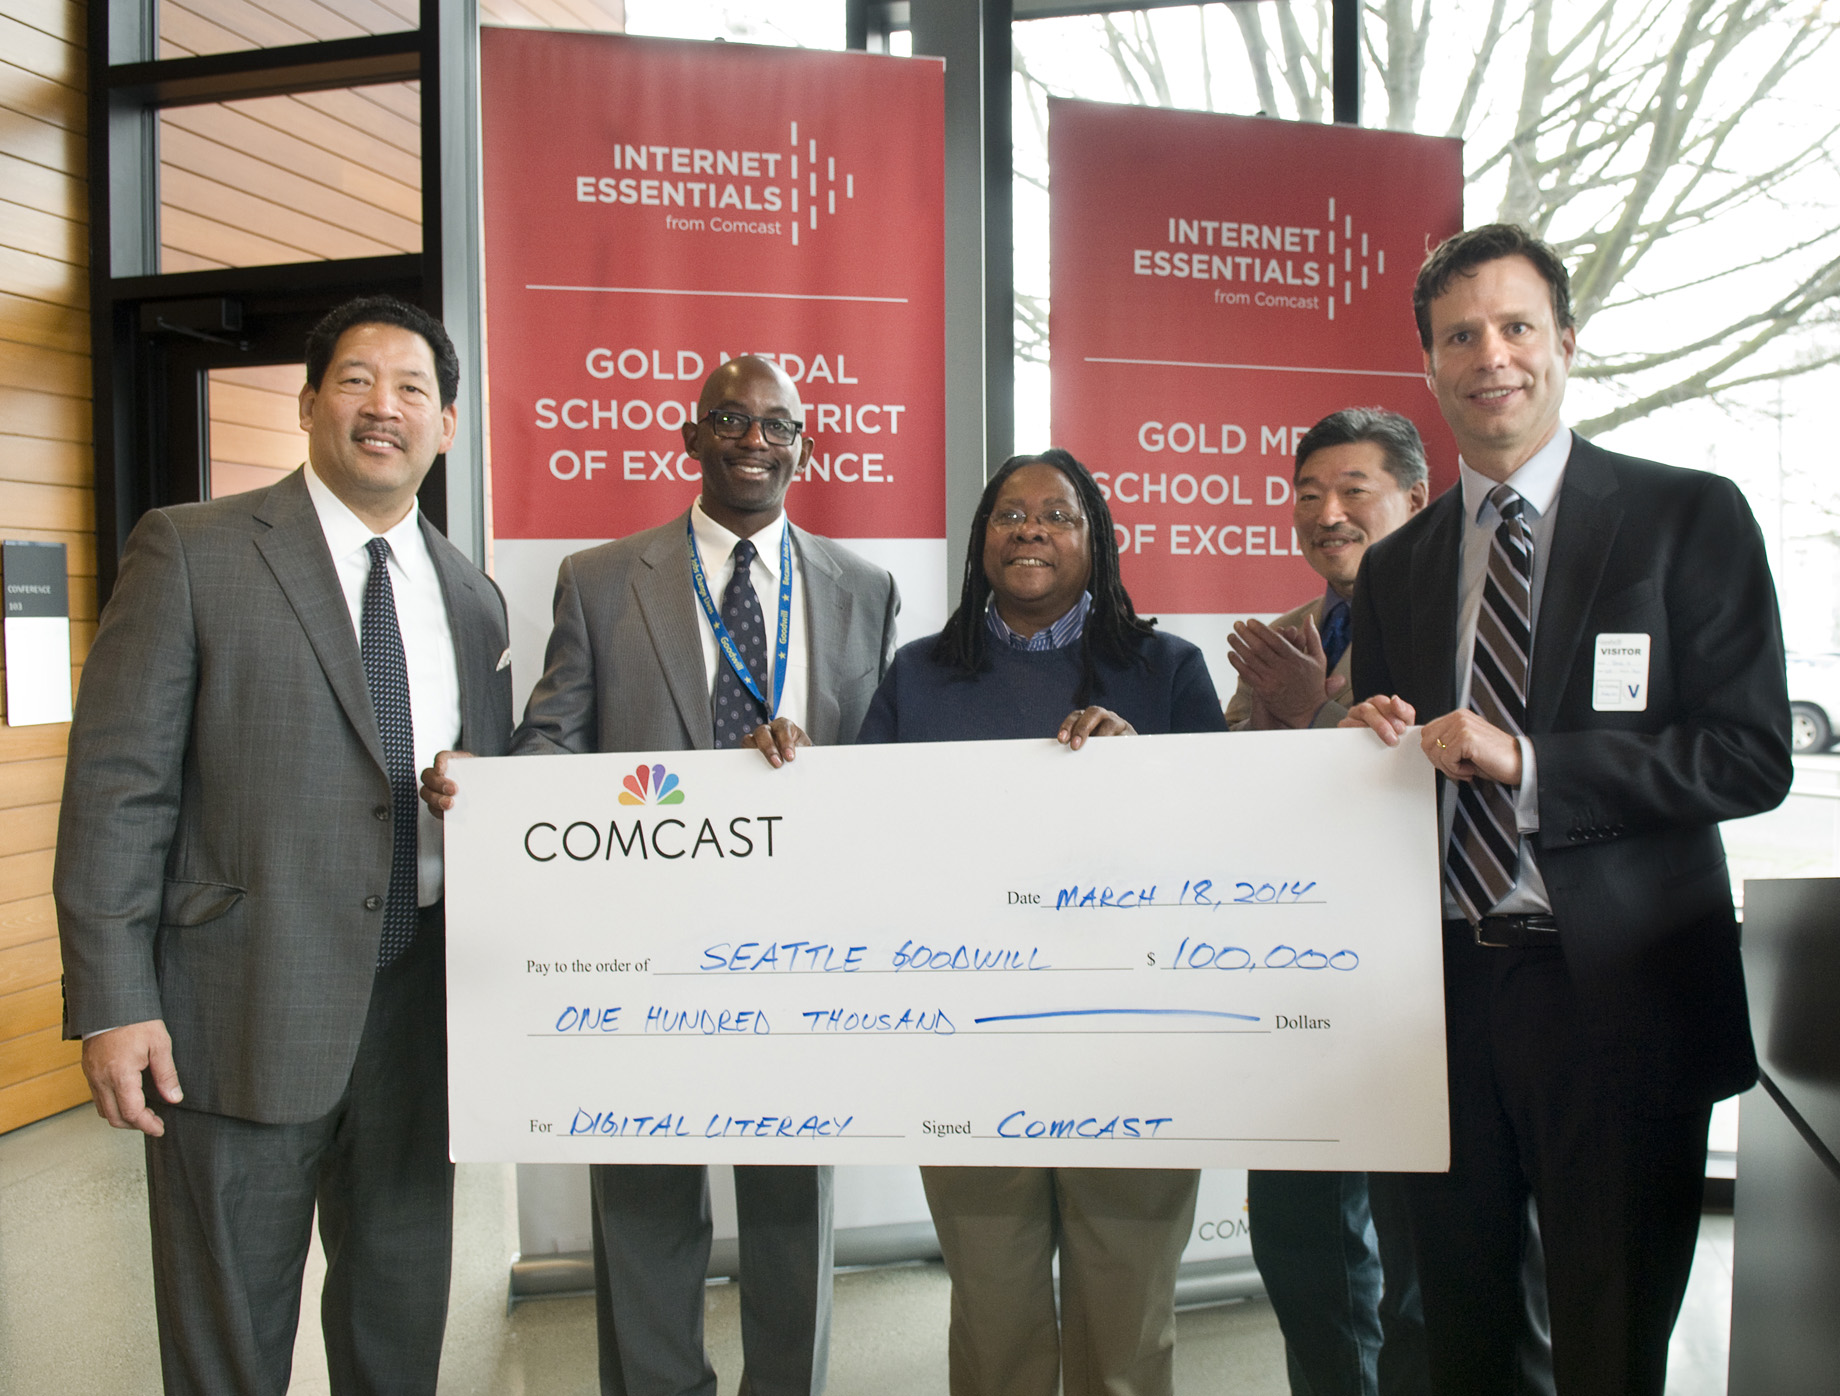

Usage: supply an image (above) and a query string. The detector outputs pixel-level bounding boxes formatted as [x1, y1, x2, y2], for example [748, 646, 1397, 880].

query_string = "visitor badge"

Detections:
[1593, 633, 1649, 711]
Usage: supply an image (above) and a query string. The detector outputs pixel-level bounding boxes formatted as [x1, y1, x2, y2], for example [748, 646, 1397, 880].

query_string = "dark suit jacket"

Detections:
[55, 468, 515, 1124]
[513, 510, 900, 756]
[1352, 435, 1792, 1114]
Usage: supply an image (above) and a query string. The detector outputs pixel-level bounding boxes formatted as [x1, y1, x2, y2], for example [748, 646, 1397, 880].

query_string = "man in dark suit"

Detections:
[425, 354, 898, 1396]
[1225, 408, 1433, 1396]
[56, 296, 514, 1393]
[1343, 224, 1791, 1395]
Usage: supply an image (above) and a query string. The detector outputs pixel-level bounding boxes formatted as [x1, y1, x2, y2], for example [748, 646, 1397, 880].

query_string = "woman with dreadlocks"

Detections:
[856, 448, 1225, 1396]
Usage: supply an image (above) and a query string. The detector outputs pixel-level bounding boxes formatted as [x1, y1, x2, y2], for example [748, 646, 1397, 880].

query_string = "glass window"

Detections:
[158, 86, 422, 272]
[478, 1, 626, 33]
[206, 363, 305, 498]
[158, 0, 419, 60]
[623, 0, 842, 48]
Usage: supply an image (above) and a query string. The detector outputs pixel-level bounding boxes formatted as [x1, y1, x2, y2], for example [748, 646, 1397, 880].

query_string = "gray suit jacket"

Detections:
[515, 510, 899, 755]
[55, 468, 514, 1124]
[1223, 593, 1352, 731]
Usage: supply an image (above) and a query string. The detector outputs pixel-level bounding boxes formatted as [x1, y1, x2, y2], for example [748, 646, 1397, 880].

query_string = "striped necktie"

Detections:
[1446, 485, 1532, 924]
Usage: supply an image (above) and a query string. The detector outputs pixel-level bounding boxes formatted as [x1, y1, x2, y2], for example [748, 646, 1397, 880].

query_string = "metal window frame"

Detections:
[86, 0, 486, 602]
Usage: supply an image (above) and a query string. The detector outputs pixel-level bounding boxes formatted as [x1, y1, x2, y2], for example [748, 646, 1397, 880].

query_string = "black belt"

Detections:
[1444, 914, 1560, 948]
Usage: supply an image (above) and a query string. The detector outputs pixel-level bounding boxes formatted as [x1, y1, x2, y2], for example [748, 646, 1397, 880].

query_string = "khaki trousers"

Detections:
[920, 1166, 1199, 1396]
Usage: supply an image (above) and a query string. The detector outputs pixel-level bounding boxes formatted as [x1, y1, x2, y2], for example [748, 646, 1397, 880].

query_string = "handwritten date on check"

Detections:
[445, 730, 1449, 1171]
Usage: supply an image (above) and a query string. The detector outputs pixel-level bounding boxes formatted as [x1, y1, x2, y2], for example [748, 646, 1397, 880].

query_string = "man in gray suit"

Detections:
[56, 296, 514, 1395]
[425, 354, 899, 1395]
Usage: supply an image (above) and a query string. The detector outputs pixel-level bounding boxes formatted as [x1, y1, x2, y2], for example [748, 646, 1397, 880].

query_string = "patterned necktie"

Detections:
[1446, 485, 1533, 924]
[711, 538, 770, 748]
[362, 537, 419, 967]
[1320, 603, 1352, 674]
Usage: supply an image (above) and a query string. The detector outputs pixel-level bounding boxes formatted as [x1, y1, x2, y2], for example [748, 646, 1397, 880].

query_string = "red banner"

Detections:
[1049, 100, 1463, 615]
[479, 30, 946, 544]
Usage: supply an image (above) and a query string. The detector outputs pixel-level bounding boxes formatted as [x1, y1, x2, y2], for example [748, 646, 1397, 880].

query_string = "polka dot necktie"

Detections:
[362, 536, 419, 967]
[1446, 485, 1533, 924]
[711, 538, 770, 748]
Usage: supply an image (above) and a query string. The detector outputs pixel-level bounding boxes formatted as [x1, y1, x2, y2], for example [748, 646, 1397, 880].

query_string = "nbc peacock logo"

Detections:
[618, 763, 684, 806]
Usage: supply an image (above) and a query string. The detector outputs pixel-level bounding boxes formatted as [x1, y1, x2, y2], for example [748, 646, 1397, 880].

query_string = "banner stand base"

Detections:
[506, 1240, 1265, 1312]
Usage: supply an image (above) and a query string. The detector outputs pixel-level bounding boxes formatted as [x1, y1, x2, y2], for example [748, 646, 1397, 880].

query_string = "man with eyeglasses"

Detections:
[423, 353, 897, 1396]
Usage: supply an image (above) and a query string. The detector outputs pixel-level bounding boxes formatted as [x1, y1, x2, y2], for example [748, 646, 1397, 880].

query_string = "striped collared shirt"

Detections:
[986, 592, 1092, 651]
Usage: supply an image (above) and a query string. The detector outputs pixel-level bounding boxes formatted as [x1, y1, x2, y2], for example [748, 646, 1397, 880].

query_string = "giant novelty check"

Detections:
[445, 730, 1449, 1170]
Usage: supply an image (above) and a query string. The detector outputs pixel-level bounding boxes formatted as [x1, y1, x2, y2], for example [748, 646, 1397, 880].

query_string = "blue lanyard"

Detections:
[686, 513, 793, 719]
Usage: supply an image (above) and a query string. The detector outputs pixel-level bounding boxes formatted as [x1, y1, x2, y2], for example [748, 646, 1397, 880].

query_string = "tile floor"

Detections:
[0, 1105, 1732, 1394]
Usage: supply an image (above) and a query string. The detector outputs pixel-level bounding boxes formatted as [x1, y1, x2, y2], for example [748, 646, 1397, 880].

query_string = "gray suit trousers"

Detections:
[589, 1163, 833, 1396]
[144, 912, 452, 1396]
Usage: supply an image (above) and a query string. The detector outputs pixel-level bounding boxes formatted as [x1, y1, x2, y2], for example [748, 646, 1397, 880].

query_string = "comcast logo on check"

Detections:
[619, 763, 685, 806]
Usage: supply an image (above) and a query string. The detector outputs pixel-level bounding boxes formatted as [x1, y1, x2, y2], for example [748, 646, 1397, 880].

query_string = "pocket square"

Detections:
[496, 647, 512, 672]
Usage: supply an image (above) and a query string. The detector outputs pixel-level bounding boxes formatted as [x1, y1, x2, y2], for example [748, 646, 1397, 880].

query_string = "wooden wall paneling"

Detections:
[0, 804, 57, 858]
[0, 290, 89, 353]
[0, 723, 77, 764]
[0, 856, 56, 926]
[0, 1063, 89, 1135]
[0, 481, 91, 533]
[0, 434, 90, 487]
[0, 150, 86, 226]
[0, 1025, 80, 1095]
[0, 15, 82, 90]
[0, 385, 88, 443]
[0, 0, 84, 46]
[0, 0, 85, 1133]
[0, 245, 87, 307]
[0, 337, 90, 395]
[0, 895, 56, 955]
[0, 198, 86, 268]
[0, 102, 83, 174]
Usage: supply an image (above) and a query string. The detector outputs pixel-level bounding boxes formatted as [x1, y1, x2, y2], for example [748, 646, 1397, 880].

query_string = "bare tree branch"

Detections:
[1006, 0, 1840, 436]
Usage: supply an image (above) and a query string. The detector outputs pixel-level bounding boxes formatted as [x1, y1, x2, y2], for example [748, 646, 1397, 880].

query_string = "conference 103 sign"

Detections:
[479, 30, 948, 696]
[1049, 99, 1463, 621]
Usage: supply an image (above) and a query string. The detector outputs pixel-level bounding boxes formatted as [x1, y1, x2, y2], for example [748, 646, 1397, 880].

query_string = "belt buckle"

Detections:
[1472, 914, 1557, 948]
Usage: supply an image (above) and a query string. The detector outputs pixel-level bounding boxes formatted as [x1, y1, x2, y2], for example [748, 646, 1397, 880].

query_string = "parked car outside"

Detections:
[1787, 653, 1840, 753]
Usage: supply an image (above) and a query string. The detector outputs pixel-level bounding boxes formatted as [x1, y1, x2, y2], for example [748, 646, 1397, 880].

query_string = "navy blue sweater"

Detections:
[856, 629, 1226, 744]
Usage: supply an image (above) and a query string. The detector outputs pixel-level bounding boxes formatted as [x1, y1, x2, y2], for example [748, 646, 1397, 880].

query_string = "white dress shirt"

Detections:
[1441, 427, 1572, 918]
[688, 500, 811, 731]
[305, 463, 462, 906]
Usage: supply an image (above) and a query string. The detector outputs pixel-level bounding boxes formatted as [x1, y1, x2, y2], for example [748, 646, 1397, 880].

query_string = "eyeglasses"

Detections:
[698, 410, 804, 447]
[988, 507, 1086, 533]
